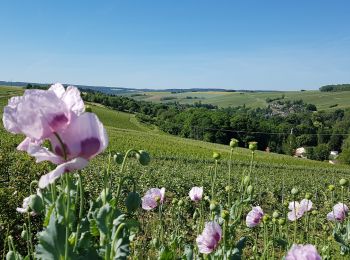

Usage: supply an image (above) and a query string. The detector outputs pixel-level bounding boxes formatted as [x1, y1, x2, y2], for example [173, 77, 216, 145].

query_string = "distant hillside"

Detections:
[320, 84, 350, 92]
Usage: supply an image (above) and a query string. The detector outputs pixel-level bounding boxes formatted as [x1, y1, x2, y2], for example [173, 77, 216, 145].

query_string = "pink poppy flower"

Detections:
[327, 202, 349, 222]
[246, 206, 264, 227]
[196, 221, 222, 254]
[189, 186, 203, 201]
[37, 113, 108, 188]
[286, 244, 321, 260]
[141, 188, 165, 210]
[3, 83, 84, 142]
[288, 199, 312, 221]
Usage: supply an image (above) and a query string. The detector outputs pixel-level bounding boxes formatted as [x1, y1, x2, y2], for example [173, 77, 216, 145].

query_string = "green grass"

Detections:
[128, 90, 350, 111]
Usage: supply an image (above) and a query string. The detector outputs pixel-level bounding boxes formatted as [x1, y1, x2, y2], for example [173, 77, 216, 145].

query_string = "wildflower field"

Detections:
[1, 85, 350, 259]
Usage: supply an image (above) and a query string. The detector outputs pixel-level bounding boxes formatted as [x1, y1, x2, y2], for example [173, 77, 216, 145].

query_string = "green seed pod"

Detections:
[291, 188, 299, 195]
[328, 184, 335, 191]
[177, 199, 184, 207]
[136, 150, 151, 166]
[272, 211, 280, 219]
[125, 192, 141, 213]
[278, 218, 286, 226]
[229, 138, 239, 148]
[305, 193, 312, 200]
[209, 201, 218, 211]
[249, 141, 258, 151]
[339, 179, 348, 186]
[6, 251, 15, 260]
[263, 214, 270, 223]
[212, 152, 221, 160]
[246, 185, 254, 195]
[29, 194, 44, 213]
[243, 176, 251, 185]
[113, 153, 124, 164]
[221, 210, 229, 221]
[85, 105, 92, 112]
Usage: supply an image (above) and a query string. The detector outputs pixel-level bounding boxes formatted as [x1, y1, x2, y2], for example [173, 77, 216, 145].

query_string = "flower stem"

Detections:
[73, 173, 84, 252]
[65, 174, 71, 260]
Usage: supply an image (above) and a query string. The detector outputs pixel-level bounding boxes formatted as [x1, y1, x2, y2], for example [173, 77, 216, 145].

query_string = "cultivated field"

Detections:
[126, 90, 350, 111]
[1, 85, 350, 258]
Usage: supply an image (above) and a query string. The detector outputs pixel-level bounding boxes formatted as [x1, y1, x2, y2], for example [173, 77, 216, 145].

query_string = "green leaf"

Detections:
[36, 213, 77, 260]
[112, 215, 130, 260]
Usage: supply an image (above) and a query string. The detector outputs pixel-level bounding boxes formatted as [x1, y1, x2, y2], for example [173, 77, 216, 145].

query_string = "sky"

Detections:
[0, 0, 350, 90]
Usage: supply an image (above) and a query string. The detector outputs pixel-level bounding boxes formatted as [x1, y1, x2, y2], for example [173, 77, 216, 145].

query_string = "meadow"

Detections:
[1, 85, 350, 259]
[126, 90, 350, 111]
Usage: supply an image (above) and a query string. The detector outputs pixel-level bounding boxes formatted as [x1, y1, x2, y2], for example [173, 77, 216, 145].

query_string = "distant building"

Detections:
[329, 151, 339, 164]
[294, 147, 307, 158]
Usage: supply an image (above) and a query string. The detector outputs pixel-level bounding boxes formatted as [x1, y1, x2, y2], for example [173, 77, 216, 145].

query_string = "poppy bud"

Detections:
[291, 188, 299, 195]
[247, 185, 254, 195]
[243, 176, 250, 185]
[229, 138, 239, 148]
[85, 105, 92, 112]
[113, 153, 124, 164]
[225, 185, 232, 192]
[272, 211, 280, 219]
[328, 184, 335, 191]
[136, 150, 151, 166]
[21, 230, 28, 239]
[213, 152, 221, 160]
[339, 179, 348, 186]
[209, 201, 218, 211]
[263, 214, 270, 223]
[221, 210, 229, 221]
[125, 192, 141, 213]
[278, 218, 286, 226]
[249, 141, 258, 151]
[29, 194, 43, 213]
[6, 251, 15, 260]
[305, 193, 312, 200]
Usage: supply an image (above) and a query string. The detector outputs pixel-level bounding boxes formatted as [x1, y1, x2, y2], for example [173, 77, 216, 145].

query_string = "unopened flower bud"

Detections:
[21, 230, 28, 239]
[213, 152, 221, 160]
[278, 218, 286, 226]
[243, 176, 250, 185]
[221, 210, 229, 221]
[6, 251, 15, 260]
[229, 138, 239, 148]
[291, 188, 299, 196]
[328, 184, 335, 191]
[225, 185, 232, 192]
[272, 211, 280, 219]
[305, 193, 312, 200]
[29, 194, 43, 213]
[246, 185, 254, 195]
[209, 201, 218, 211]
[85, 105, 92, 112]
[249, 141, 258, 151]
[113, 153, 124, 164]
[125, 192, 141, 213]
[136, 150, 151, 166]
[263, 214, 270, 223]
[339, 179, 348, 187]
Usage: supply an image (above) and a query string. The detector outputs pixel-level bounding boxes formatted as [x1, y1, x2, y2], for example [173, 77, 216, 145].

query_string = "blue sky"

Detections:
[0, 0, 349, 90]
